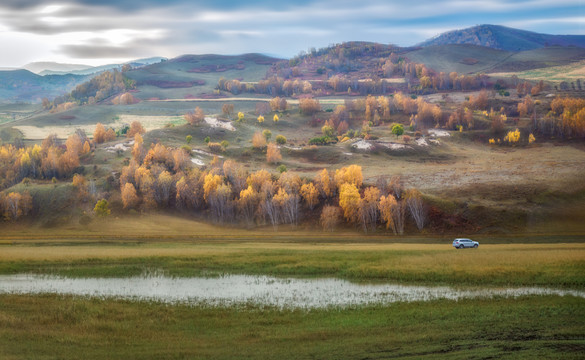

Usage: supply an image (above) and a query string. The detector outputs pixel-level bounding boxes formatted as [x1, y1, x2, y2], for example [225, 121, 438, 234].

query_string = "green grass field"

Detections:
[0, 294, 583, 359]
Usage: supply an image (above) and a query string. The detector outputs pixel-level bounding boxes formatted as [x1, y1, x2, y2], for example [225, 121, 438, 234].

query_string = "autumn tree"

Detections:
[238, 186, 259, 225]
[121, 182, 139, 209]
[132, 134, 146, 163]
[278, 171, 301, 195]
[2, 192, 32, 221]
[222, 103, 234, 118]
[320, 205, 341, 231]
[378, 194, 398, 234]
[269, 97, 287, 112]
[300, 182, 319, 210]
[339, 183, 360, 224]
[315, 168, 333, 199]
[405, 188, 426, 230]
[247, 169, 272, 192]
[72, 174, 89, 202]
[252, 132, 267, 149]
[359, 186, 380, 232]
[266, 143, 282, 163]
[334, 165, 363, 189]
[93, 123, 107, 144]
[299, 98, 321, 115]
[223, 159, 247, 194]
[105, 128, 116, 142]
[185, 107, 205, 125]
[127, 121, 145, 138]
[175, 170, 202, 210]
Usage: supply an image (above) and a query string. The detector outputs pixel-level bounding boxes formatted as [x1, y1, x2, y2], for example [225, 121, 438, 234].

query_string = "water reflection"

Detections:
[0, 274, 582, 308]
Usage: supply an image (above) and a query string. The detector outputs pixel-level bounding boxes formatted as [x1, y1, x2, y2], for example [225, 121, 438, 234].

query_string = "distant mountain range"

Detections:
[0, 57, 168, 103]
[418, 24, 585, 51]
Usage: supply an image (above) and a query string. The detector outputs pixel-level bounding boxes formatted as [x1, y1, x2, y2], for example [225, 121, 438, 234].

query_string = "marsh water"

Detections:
[0, 274, 583, 308]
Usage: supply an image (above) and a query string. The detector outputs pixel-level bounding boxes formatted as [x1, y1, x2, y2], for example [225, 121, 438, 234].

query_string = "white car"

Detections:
[452, 238, 479, 249]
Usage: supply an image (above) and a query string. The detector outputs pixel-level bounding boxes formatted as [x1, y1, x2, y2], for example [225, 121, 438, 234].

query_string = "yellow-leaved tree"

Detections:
[300, 182, 319, 210]
[339, 183, 360, 223]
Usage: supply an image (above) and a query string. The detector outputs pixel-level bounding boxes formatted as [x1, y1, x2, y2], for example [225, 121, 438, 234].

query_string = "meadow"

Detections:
[0, 293, 581, 359]
[1, 232, 584, 359]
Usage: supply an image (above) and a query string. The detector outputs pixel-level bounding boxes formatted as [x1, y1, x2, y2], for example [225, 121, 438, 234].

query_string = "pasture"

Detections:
[0, 236, 584, 359]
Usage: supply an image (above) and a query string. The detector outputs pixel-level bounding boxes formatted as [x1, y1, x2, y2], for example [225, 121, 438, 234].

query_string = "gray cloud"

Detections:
[0, 0, 582, 65]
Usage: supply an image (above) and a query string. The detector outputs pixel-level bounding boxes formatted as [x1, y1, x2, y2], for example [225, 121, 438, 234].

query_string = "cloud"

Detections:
[0, 0, 583, 66]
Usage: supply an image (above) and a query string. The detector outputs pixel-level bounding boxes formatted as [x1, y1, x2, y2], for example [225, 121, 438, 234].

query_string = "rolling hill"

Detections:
[418, 24, 585, 51]
[404, 44, 585, 74]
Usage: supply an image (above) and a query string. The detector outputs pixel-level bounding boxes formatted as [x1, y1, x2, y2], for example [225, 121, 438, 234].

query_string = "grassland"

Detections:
[0, 293, 583, 359]
[491, 60, 585, 83]
[0, 233, 584, 288]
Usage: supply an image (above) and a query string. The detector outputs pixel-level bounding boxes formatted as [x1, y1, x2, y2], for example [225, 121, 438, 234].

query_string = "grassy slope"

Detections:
[405, 44, 511, 74]
[125, 54, 277, 100]
[0, 294, 583, 359]
[405, 45, 585, 75]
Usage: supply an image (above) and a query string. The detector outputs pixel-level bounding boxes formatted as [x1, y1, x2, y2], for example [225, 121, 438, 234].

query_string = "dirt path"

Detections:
[145, 97, 347, 105]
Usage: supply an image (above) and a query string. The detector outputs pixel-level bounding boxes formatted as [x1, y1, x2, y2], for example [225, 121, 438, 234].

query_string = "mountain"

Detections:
[23, 62, 92, 75]
[0, 69, 89, 103]
[418, 24, 585, 52]
[37, 57, 168, 76]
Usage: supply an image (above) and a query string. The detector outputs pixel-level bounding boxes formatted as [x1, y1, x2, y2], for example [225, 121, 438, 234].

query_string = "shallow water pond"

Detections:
[0, 274, 583, 308]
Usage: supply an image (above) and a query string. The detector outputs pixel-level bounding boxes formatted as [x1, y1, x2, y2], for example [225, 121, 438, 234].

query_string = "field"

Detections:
[1, 238, 584, 288]
[0, 236, 584, 359]
[1, 294, 583, 359]
[491, 60, 585, 83]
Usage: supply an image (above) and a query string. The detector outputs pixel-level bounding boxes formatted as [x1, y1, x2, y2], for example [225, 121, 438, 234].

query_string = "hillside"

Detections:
[418, 24, 585, 51]
[124, 53, 281, 100]
[405, 44, 585, 74]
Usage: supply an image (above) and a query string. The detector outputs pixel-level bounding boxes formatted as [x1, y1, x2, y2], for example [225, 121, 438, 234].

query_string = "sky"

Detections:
[0, 0, 583, 67]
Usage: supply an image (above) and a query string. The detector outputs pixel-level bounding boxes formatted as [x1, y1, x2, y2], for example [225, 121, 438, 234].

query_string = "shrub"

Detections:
[275, 135, 287, 145]
[391, 124, 404, 137]
[220, 140, 229, 149]
[277, 164, 287, 173]
[262, 129, 272, 141]
[186, 135, 192, 144]
[204, 136, 210, 144]
[208, 142, 224, 153]
[309, 136, 334, 145]
[94, 199, 110, 217]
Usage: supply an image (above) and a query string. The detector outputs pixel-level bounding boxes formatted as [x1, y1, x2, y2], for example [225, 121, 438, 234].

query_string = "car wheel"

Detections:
[459, 245, 464, 249]
[474, 244, 478, 248]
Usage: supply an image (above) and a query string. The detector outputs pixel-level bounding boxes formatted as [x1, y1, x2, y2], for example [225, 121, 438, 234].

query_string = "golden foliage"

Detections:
[266, 143, 282, 163]
[339, 183, 360, 223]
[334, 164, 363, 189]
[121, 182, 139, 209]
[300, 182, 319, 210]
[127, 121, 145, 138]
[252, 132, 267, 149]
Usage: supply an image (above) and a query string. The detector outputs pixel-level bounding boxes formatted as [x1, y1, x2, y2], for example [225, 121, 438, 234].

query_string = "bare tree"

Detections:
[405, 188, 426, 230]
